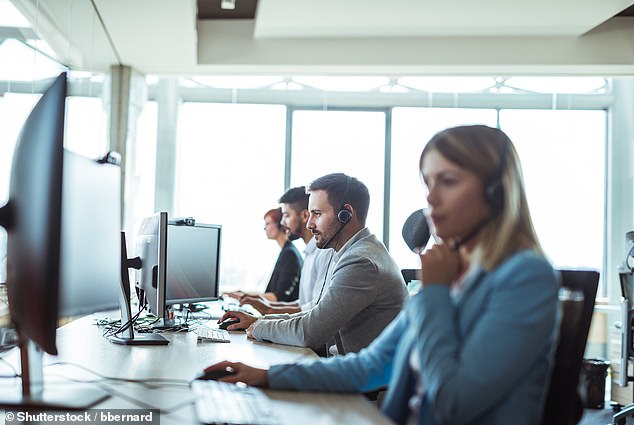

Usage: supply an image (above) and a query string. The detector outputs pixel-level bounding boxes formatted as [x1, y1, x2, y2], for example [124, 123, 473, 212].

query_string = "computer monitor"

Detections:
[58, 150, 121, 317]
[0, 72, 122, 409]
[135, 211, 169, 326]
[1, 74, 66, 356]
[166, 222, 221, 308]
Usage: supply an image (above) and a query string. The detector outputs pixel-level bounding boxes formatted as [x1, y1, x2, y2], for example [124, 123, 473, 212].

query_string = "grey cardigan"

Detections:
[251, 228, 408, 354]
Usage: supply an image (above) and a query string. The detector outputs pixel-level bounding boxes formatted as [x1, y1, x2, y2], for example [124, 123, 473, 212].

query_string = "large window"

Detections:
[65, 96, 108, 159]
[0, 53, 613, 296]
[126, 100, 158, 232]
[388, 107, 606, 274]
[1, 0, 616, 302]
[0, 93, 40, 204]
[389, 108, 498, 269]
[175, 102, 287, 292]
[290, 109, 386, 240]
[499, 110, 606, 270]
[0, 92, 38, 283]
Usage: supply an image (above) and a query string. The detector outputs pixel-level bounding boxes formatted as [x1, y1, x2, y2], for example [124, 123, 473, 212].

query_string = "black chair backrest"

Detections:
[541, 269, 599, 425]
[401, 269, 420, 284]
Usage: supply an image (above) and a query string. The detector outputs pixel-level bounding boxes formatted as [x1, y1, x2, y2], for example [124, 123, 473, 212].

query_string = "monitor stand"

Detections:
[108, 332, 168, 345]
[150, 317, 178, 331]
[0, 339, 110, 409]
[107, 274, 168, 346]
[108, 232, 168, 346]
[185, 303, 208, 312]
[149, 307, 185, 331]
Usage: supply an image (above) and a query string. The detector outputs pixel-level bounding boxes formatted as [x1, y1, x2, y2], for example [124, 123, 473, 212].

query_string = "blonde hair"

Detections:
[419, 125, 543, 271]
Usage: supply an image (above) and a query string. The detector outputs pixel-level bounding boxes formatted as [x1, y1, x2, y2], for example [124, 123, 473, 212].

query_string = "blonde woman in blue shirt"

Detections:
[205, 125, 559, 425]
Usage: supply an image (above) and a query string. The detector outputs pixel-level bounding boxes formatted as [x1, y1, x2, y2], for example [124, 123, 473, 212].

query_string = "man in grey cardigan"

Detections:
[219, 173, 408, 355]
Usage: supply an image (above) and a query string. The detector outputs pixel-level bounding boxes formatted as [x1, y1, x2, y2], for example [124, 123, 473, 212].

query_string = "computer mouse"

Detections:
[195, 369, 236, 381]
[218, 318, 241, 330]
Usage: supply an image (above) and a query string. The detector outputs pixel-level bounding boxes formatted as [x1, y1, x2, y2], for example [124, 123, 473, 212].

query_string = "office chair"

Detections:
[401, 269, 420, 284]
[400, 269, 422, 296]
[613, 270, 634, 425]
[540, 269, 599, 425]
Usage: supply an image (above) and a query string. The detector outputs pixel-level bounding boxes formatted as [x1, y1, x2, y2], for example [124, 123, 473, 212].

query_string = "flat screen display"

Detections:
[166, 223, 221, 305]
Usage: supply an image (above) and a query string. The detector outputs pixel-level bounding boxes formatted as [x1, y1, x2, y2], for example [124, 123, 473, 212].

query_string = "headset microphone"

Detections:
[321, 222, 348, 249]
[451, 218, 490, 250]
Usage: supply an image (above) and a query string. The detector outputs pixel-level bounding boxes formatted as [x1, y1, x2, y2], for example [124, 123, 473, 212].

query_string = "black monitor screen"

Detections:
[166, 223, 221, 305]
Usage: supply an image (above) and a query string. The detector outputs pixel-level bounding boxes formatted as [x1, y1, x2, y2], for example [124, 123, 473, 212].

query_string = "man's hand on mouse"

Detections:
[218, 310, 257, 331]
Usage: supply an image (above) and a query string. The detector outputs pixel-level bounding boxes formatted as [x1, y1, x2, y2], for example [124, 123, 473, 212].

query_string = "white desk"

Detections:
[0, 313, 393, 425]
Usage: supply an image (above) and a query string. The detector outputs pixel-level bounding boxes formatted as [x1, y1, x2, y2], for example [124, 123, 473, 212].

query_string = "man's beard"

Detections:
[284, 226, 300, 241]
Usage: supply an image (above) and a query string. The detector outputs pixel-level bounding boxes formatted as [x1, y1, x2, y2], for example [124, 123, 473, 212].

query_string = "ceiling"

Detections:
[8, 0, 634, 76]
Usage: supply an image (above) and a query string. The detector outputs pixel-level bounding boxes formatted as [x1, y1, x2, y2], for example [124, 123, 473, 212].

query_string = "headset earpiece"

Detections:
[321, 175, 354, 249]
[337, 176, 353, 224]
[484, 137, 509, 214]
[485, 179, 504, 212]
[337, 207, 352, 224]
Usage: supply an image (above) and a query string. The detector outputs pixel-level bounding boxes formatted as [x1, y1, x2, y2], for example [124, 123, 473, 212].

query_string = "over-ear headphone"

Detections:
[337, 176, 352, 224]
[484, 136, 509, 213]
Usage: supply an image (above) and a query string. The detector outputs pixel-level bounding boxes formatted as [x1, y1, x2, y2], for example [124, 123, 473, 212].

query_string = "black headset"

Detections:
[337, 176, 353, 224]
[484, 136, 509, 213]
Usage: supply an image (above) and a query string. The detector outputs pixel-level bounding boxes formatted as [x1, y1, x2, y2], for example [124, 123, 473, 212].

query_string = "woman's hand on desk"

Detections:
[218, 310, 258, 331]
[204, 361, 269, 387]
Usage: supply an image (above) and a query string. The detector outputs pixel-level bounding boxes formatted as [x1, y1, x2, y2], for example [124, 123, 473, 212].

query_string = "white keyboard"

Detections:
[196, 327, 230, 343]
[192, 380, 280, 425]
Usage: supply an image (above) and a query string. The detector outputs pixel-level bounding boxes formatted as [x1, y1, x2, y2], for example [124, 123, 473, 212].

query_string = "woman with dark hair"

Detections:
[206, 125, 558, 425]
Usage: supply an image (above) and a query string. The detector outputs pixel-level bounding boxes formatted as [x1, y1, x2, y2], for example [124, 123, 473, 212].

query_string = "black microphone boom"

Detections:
[322, 222, 347, 250]
[402, 209, 430, 253]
